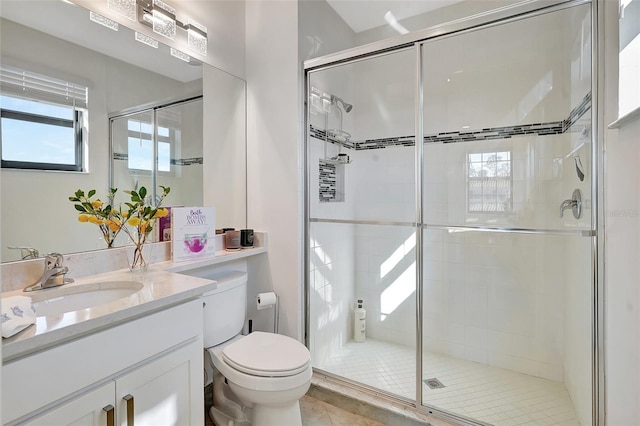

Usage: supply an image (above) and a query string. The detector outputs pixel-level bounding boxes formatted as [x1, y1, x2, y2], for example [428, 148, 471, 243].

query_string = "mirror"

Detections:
[0, 1, 247, 262]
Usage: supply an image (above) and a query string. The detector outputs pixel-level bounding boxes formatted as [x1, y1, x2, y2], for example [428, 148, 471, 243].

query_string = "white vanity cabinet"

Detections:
[22, 340, 200, 426]
[3, 299, 204, 426]
[22, 383, 115, 426]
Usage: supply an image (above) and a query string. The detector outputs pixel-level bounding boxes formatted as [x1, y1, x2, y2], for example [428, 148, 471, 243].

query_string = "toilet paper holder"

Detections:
[256, 292, 279, 334]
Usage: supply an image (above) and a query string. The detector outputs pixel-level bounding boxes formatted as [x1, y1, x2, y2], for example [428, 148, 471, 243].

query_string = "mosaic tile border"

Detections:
[319, 160, 337, 202]
[171, 157, 203, 166]
[310, 127, 356, 150]
[310, 92, 591, 150]
[112, 153, 203, 166]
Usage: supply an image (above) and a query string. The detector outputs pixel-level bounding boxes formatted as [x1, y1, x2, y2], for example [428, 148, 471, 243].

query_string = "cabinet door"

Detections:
[115, 339, 203, 426]
[23, 382, 115, 426]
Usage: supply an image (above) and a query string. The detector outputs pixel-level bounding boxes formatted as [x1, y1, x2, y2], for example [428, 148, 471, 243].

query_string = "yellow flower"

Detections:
[91, 200, 103, 208]
[122, 211, 129, 218]
[127, 217, 141, 227]
[108, 222, 121, 232]
[88, 216, 99, 224]
[78, 214, 89, 223]
[154, 208, 169, 218]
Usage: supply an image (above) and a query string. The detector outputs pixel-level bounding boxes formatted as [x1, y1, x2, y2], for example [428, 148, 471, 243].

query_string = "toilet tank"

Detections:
[201, 271, 248, 348]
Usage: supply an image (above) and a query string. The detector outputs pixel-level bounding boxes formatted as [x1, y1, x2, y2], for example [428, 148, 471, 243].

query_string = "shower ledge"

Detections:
[309, 372, 459, 426]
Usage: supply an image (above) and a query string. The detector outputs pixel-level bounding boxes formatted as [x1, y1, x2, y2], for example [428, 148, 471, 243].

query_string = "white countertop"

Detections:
[1, 245, 267, 362]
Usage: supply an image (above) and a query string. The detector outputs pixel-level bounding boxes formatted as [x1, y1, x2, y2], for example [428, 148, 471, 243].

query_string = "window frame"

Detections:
[0, 105, 85, 172]
[466, 150, 513, 214]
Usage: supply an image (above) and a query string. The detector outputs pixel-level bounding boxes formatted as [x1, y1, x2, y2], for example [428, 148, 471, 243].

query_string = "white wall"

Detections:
[603, 0, 640, 424]
[203, 67, 247, 231]
[245, 0, 301, 339]
[299, 0, 355, 61]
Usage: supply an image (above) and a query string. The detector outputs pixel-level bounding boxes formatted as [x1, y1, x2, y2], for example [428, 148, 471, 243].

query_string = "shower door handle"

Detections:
[560, 189, 582, 219]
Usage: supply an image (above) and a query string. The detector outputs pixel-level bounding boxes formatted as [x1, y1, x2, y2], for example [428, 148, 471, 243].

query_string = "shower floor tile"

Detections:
[316, 339, 580, 426]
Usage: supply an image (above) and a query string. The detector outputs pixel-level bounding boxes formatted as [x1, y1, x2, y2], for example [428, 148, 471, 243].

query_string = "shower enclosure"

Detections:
[304, 1, 601, 425]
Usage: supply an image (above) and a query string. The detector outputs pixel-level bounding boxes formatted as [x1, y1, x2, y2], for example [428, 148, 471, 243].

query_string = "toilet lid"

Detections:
[222, 332, 310, 377]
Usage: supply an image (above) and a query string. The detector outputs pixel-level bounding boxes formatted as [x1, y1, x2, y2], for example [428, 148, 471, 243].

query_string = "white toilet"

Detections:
[202, 271, 312, 426]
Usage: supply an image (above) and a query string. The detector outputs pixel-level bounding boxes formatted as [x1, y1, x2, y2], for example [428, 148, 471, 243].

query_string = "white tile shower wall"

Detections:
[423, 133, 589, 230]
[422, 230, 567, 382]
[354, 225, 417, 348]
[351, 147, 416, 224]
[309, 222, 355, 367]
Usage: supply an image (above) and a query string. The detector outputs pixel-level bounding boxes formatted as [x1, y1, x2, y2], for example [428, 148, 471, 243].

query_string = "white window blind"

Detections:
[0, 65, 88, 109]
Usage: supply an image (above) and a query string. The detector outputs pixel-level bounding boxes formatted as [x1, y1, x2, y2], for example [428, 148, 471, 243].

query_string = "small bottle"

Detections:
[353, 299, 366, 343]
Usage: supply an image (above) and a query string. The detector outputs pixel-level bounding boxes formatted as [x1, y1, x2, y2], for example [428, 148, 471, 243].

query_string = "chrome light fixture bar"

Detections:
[135, 0, 208, 55]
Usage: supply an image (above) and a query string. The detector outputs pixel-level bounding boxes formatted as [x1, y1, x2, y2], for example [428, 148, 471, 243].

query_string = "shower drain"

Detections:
[423, 378, 446, 389]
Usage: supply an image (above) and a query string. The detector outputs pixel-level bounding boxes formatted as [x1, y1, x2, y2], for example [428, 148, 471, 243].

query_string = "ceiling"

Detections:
[326, 0, 468, 33]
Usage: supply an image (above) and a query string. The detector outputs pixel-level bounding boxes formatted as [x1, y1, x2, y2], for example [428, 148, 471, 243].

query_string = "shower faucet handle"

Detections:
[560, 189, 582, 219]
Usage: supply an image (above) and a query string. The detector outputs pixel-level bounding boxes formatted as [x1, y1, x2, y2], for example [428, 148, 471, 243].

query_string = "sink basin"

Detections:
[30, 281, 144, 317]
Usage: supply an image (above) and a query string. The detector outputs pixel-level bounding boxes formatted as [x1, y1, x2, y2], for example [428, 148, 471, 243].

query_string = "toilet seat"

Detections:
[207, 333, 313, 392]
[222, 332, 310, 377]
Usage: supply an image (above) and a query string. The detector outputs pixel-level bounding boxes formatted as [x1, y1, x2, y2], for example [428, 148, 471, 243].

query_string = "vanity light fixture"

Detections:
[186, 18, 207, 56]
[89, 11, 119, 31]
[135, 0, 208, 55]
[108, 0, 136, 21]
[151, 0, 177, 40]
[135, 31, 158, 48]
[170, 48, 190, 63]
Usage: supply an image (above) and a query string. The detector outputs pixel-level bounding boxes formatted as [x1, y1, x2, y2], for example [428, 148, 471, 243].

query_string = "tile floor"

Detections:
[300, 395, 386, 426]
[316, 339, 581, 426]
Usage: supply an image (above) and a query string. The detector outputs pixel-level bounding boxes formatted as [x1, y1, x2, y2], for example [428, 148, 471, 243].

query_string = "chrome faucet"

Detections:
[560, 189, 583, 219]
[23, 253, 74, 292]
[7, 246, 39, 260]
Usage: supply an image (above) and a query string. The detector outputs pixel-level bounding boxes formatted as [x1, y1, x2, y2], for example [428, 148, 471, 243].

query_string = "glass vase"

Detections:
[127, 243, 149, 274]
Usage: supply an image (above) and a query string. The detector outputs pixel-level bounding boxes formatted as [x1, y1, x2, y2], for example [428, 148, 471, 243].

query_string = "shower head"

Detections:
[331, 95, 353, 113]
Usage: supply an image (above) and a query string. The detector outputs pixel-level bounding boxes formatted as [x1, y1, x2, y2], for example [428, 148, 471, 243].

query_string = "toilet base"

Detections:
[252, 401, 302, 426]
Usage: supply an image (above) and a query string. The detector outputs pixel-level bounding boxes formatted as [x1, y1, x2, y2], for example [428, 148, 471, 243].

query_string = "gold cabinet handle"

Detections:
[123, 394, 134, 426]
[103, 405, 114, 426]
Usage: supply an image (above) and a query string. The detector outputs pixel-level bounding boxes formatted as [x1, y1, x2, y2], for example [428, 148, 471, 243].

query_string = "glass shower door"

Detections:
[420, 3, 594, 425]
[307, 48, 418, 401]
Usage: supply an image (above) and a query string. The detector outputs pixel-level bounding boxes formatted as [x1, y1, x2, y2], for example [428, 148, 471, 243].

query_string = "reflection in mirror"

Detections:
[110, 96, 204, 248]
[0, 1, 246, 262]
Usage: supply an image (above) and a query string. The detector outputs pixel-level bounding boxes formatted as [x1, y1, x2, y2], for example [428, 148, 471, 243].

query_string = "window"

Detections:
[0, 65, 88, 171]
[467, 151, 512, 213]
[127, 119, 171, 172]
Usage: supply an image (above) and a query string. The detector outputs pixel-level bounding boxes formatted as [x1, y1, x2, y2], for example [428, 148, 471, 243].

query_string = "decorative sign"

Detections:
[172, 207, 216, 262]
